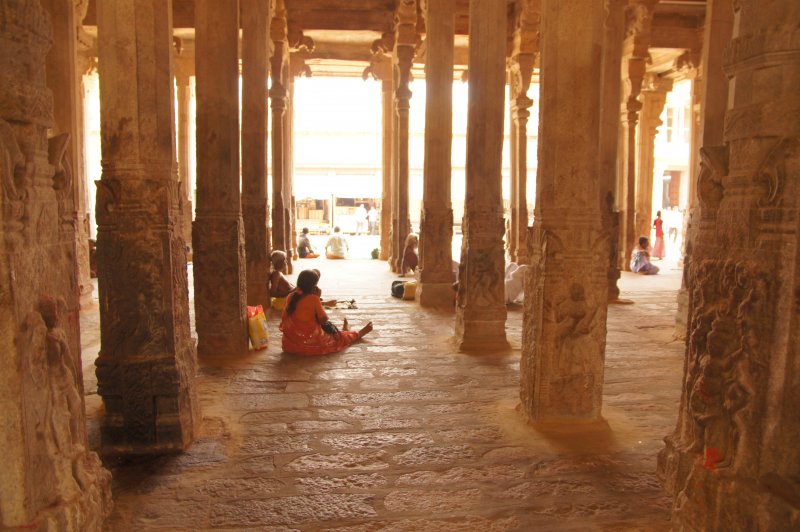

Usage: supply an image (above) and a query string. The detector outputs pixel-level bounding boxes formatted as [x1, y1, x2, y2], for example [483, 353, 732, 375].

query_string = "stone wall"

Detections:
[0, 0, 111, 528]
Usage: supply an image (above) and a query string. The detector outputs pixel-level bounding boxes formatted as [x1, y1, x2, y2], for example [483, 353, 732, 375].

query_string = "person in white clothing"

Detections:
[325, 226, 349, 259]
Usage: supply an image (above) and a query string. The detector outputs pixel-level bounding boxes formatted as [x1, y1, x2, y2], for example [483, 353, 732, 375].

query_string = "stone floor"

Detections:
[80, 257, 685, 531]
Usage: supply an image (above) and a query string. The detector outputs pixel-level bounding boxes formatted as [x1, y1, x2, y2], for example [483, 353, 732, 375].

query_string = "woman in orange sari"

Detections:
[280, 270, 373, 356]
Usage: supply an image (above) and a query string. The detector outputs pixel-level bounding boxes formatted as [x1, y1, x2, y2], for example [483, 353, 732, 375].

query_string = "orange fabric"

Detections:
[280, 292, 359, 356]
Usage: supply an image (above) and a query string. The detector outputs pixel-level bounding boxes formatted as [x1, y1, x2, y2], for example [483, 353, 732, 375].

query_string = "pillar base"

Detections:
[417, 282, 456, 309]
[454, 318, 509, 352]
[13, 453, 113, 531]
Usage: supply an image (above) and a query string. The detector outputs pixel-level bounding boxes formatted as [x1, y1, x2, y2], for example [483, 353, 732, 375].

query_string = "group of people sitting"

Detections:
[269, 250, 373, 355]
[297, 226, 350, 260]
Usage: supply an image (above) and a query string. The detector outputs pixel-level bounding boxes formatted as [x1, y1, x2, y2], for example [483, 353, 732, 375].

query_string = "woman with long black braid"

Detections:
[280, 270, 373, 355]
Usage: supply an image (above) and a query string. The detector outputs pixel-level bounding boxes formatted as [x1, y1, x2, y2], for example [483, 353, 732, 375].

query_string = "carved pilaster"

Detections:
[659, 1, 800, 528]
[1, 1, 111, 528]
[392, 0, 417, 273]
[454, 0, 508, 350]
[521, 0, 609, 421]
[242, 0, 271, 308]
[194, 0, 249, 356]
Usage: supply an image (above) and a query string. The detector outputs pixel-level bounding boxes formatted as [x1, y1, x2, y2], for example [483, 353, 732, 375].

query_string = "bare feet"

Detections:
[342, 317, 350, 331]
[357, 321, 373, 339]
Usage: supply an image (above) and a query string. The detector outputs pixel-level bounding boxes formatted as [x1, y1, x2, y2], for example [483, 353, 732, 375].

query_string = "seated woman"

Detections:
[297, 227, 319, 259]
[280, 270, 373, 356]
[630, 237, 660, 275]
[399, 233, 419, 277]
[269, 250, 294, 310]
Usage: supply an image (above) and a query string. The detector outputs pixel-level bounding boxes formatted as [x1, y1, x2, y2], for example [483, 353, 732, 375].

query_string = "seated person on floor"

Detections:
[280, 269, 372, 356]
[504, 263, 529, 304]
[297, 227, 319, 259]
[269, 250, 294, 310]
[630, 236, 660, 275]
[325, 226, 349, 259]
[399, 233, 419, 277]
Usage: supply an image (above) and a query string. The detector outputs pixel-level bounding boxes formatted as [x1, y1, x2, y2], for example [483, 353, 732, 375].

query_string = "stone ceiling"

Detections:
[82, 0, 706, 77]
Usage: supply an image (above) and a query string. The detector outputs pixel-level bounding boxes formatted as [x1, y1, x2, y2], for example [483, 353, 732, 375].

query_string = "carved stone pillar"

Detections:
[1, 1, 112, 527]
[454, 0, 508, 351]
[600, 0, 625, 301]
[95, 0, 200, 452]
[619, 0, 657, 270]
[521, 0, 608, 421]
[285, 72, 296, 270]
[508, 0, 540, 266]
[270, 2, 289, 262]
[44, 0, 93, 310]
[675, 0, 733, 338]
[417, 0, 455, 307]
[658, 1, 800, 528]
[241, 0, 271, 308]
[194, 0, 249, 356]
[363, 34, 395, 261]
[392, 0, 416, 273]
[634, 75, 672, 241]
[175, 58, 194, 257]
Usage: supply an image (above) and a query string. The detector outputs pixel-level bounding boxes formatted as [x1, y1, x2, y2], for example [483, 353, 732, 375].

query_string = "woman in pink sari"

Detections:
[280, 270, 372, 356]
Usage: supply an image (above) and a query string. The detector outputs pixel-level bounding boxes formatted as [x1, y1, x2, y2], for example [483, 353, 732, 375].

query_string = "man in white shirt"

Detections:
[355, 204, 367, 235]
[325, 226, 349, 259]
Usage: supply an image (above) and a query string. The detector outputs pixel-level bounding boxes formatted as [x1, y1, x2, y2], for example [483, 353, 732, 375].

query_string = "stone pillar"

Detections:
[507, 0, 540, 266]
[44, 0, 93, 310]
[241, 0, 271, 308]
[95, 0, 199, 452]
[619, 0, 657, 270]
[175, 57, 194, 256]
[193, 0, 249, 356]
[1, 0, 111, 527]
[521, 0, 608, 421]
[675, 0, 733, 338]
[634, 75, 672, 241]
[599, 0, 625, 301]
[379, 54, 394, 260]
[363, 34, 395, 261]
[270, 1, 289, 261]
[285, 72, 296, 270]
[658, 1, 800, 528]
[417, 0, 455, 307]
[392, 0, 416, 273]
[454, 0, 508, 351]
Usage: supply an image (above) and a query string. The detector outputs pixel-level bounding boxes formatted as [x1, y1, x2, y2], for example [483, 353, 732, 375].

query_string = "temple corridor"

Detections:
[81, 260, 685, 530]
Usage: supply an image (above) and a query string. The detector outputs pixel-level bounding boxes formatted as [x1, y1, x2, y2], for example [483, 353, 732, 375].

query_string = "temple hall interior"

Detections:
[1, 0, 799, 530]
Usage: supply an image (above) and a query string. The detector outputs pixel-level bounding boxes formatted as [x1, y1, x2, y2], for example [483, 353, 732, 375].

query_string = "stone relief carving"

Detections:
[755, 136, 799, 207]
[0, 118, 27, 245]
[697, 145, 728, 217]
[684, 259, 773, 473]
[48, 133, 74, 234]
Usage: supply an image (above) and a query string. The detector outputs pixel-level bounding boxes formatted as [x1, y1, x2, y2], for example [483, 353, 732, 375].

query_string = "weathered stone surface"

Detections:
[211, 495, 377, 526]
[384, 488, 482, 513]
[284, 451, 391, 472]
[321, 431, 435, 450]
[295, 473, 389, 493]
[392, 445, 476, 467]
